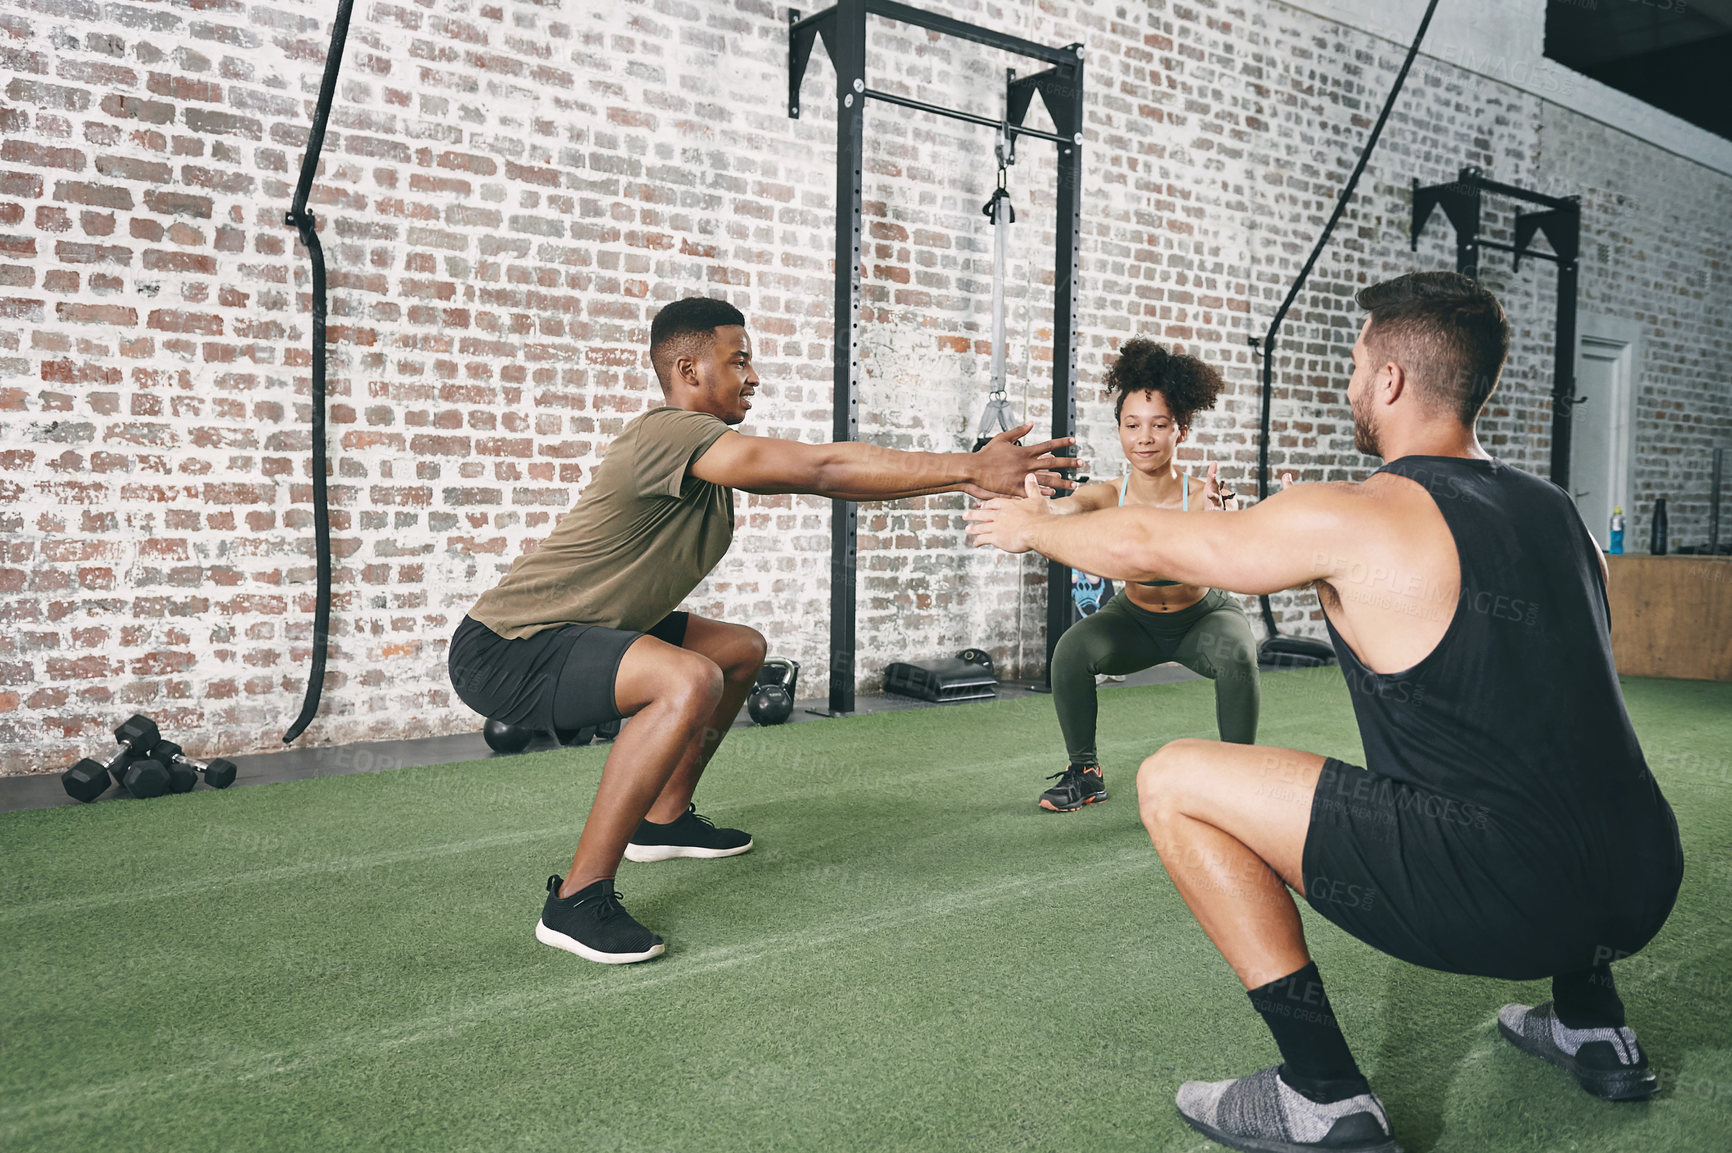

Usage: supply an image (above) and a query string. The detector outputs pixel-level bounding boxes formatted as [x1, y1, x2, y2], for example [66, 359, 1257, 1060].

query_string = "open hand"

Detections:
[1200, 461, 1243, 510]
[964, 473, 1054, 554]
[971, 423, 1084, 498]
[1202, 461, 1225, 510]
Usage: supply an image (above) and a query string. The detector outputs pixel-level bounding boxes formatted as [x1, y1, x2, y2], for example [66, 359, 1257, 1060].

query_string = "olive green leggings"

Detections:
[1053, 588, 1261, 765]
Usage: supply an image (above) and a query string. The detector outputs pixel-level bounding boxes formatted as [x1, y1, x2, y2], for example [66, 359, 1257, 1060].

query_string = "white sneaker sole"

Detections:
[623, 838, 754, 863]
[535, 919, 665, 964]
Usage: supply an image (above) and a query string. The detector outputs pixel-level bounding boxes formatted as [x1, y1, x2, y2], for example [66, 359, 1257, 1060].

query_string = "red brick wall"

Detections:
[2, 0, 1727, 773]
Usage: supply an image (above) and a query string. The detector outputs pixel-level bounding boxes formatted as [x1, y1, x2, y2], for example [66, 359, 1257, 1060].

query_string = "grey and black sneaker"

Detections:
[535, 876, 665, 964]
[1038, 763, 1108, 812]
[1176, 1066, 1400, 1153]
[1498, 1001, 1658, 1100]
[623, 804, 753, 862]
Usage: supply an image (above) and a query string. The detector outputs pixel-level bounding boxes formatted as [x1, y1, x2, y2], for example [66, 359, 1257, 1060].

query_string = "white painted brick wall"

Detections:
[2, 0, 1727, 773]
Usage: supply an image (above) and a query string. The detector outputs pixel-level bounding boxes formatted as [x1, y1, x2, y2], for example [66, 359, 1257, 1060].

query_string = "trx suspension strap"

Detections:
[282, 0, 355, 744]
[974, 126, 1020, 450]
[1251, 0, 1441, 650]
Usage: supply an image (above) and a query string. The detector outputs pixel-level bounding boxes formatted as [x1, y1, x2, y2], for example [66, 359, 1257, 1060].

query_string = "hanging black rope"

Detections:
[282, 0, 355, 744]
[1253, 0, 1442, 642]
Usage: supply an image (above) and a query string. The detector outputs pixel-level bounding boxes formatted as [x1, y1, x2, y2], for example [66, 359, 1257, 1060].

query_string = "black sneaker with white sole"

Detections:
[1498, 1001, 1658, 1100]
[535, 876, 665, 964]
[624, 804, 753, 862]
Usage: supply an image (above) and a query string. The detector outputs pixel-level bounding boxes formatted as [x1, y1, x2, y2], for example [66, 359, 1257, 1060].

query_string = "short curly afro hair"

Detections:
[1105, 339, 1226, 429]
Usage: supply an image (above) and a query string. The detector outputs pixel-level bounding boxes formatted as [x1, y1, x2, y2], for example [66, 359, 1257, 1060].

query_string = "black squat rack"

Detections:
[789, 0, 1086, 715]
[1412, 166, 1583, 489]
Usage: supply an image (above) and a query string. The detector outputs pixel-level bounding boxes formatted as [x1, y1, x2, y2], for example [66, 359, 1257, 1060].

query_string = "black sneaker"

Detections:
[623, 804, 753, 863]
[1176, 1065, 1400, 1153]
[1038, 763, 1108, 811]
[534, 876, 665, 964]
[1498, 1001, 1658, 1100]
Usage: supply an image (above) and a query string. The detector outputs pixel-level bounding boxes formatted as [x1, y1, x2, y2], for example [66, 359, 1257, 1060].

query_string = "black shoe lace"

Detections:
[574, 887, 627, 921]
[682, 804, 715, 830]
[1045, 765, 1082, 786]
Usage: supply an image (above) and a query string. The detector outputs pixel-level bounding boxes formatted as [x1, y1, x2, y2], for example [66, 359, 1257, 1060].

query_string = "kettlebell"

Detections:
[748, 658, 800, 725]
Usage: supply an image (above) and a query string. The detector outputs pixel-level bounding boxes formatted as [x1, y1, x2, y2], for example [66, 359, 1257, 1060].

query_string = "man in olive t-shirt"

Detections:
[449, 296, 1079, 964]
[468, 406, 736, 639]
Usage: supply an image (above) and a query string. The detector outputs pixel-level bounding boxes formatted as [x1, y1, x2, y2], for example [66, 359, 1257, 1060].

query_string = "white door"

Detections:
[1570, 336, 1632, 549]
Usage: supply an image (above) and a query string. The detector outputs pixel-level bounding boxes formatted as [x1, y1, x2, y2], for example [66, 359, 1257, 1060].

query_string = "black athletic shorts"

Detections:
[448, 613, 690, 735]
[1300, 758, 1682, 981]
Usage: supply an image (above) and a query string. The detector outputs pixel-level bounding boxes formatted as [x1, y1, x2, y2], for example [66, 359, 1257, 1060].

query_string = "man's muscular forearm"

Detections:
[808, 442, 975, 501]
[975, 481, 1352, 597]
[695, 424, 1076, 500]
[1026, 506, 1202, 584]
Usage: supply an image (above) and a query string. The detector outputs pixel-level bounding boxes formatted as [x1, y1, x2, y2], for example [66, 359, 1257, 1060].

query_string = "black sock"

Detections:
[1552, 964, 1626, 1028]
[1247, 961, 1368, 1103]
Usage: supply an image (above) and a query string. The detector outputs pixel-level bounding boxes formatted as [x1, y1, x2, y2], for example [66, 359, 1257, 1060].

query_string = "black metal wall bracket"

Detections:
[1512, 205, 1579, 273]
[1006, 64, 1082, 143]
[1410, 175, 1481, 254]
[788, 9, 824, 120]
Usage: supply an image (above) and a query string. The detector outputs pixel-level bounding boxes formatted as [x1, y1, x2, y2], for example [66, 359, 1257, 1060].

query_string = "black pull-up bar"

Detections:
[1476, 239, 1561, 263]
[863, 88, 1076, 146]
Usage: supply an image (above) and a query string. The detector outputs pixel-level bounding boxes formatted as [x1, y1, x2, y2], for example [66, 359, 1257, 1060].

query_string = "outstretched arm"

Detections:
[1053, 478, 1120, 515]
[965, 475, 1361, 596]
[690, 423, 1082, 501]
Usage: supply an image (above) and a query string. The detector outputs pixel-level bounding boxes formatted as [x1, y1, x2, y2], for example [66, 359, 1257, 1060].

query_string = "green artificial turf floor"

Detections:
[2, 671, 1729, 1152]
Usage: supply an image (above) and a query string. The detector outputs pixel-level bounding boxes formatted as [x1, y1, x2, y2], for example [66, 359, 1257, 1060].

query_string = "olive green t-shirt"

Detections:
[467, 407, 734, 638]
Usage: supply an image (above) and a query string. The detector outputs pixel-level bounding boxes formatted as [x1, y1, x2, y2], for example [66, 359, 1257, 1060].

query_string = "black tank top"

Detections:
[1322, 456, 1676, 852]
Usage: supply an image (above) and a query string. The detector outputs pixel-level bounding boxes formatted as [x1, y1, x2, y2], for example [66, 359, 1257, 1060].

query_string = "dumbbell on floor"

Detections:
[150, 740, 238, 791]
[486, 716, 622, 755]
[483, 719, 535, 754]
[61, 714, 169, 803]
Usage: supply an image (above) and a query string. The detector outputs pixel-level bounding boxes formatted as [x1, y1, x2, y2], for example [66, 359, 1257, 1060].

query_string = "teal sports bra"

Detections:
[1120, 471, 1186, 588]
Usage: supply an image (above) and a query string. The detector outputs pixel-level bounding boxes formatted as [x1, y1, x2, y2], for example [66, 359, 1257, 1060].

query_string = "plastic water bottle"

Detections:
[1650, 496, 1669, 556]
[1608, 507, 1624, 555]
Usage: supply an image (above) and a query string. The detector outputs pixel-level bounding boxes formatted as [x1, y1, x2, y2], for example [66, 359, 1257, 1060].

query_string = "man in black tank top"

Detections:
[966, 272, 1683, 1153]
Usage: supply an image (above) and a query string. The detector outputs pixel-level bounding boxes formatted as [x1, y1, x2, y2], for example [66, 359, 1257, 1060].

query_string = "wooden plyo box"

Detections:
[1606, 555, 1732, 682]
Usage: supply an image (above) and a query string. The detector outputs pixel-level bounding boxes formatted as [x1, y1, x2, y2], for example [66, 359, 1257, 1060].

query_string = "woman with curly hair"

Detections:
[1037, 338, 1261, 812]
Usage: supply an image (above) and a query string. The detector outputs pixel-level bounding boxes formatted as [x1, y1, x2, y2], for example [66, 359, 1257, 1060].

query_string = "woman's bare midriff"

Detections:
[1119, 474, 1209, 613]
[1126, 581, 1207, 614]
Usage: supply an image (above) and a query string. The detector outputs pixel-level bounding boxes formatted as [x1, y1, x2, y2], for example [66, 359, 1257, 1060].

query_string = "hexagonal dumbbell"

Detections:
[150, 740, 238, 791]
[61, 714, 169, 803]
